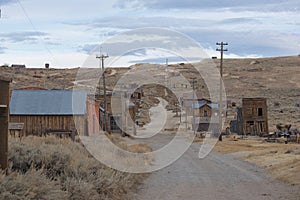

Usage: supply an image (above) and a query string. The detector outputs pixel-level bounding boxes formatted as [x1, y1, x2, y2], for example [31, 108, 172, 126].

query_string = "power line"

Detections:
[16, 0, 59, 66]
[216, 42, 228, 141]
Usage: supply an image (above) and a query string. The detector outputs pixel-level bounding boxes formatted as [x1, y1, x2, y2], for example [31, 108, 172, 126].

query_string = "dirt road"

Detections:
[126, 98, 299, 199]
[130, 133, 299, 200]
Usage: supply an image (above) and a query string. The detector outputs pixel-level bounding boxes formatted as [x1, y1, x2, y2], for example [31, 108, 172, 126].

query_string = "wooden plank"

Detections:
[8, 123, 24, 130]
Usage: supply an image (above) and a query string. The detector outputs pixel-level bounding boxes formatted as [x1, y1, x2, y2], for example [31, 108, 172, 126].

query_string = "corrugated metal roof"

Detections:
[10, 90, 87, 115]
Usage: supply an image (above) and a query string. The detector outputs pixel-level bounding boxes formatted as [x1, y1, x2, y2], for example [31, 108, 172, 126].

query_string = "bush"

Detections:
[3, 136, 146, 200]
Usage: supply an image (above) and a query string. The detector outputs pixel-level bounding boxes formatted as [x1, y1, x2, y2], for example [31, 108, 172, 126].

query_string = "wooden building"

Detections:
[192, 102, 219, 132]
[10, 90, 87, 136]
[98, 93, 137, 135]
[242, 98, 269, 135]
[86, 96, 100, 135]
[11, 64, 26, 69]
[181, 98, 211, 116]
[0, 78, 10, 170]
[230, 107, 243, 134]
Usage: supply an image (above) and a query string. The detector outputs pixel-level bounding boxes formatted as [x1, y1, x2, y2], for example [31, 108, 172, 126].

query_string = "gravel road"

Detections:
[130, 133, 299, 200]
[126, 98, 299, 200]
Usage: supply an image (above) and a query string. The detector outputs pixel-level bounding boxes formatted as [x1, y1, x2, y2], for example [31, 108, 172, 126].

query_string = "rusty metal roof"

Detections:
[10, 90, 87, 115]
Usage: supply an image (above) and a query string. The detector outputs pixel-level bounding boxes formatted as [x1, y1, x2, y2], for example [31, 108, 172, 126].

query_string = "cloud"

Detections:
[220, 18, 261, 25]
[0, 46, 7, 54]
[0, 0, 17, 6]
[114, 0, 299, 11]
[77, 44, 99, 54]
[0, 31, 49, 43]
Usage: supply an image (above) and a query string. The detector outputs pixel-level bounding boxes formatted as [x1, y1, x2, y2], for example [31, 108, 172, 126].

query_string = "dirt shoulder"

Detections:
[214, 135, 300, 186]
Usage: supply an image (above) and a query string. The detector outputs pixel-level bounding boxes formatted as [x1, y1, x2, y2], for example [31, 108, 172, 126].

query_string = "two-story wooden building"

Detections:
[242, 98, 269, 135]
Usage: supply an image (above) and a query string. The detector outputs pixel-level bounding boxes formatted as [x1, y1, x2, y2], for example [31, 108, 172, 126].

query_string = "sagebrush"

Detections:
[0, 136, 147, 200]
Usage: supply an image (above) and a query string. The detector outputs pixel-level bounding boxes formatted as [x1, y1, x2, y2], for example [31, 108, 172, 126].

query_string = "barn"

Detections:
[9, 90, 87, 136]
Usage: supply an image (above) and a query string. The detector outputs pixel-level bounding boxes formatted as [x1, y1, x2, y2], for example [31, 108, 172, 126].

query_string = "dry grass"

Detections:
[127, 144, 153, 153]
[215, 136, 300, 186]
[214, 135, 266, 154]
[1, 136, 148, 200]
[193, 137, 204, 143]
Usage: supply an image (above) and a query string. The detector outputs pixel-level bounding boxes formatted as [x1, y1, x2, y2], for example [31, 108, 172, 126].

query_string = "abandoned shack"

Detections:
[231, 98, 269, 135]
[191, 102, 219, 132]
[98, 93, 137, 135]
[10, 90, 87, 136]
[181, 98, 212, 116]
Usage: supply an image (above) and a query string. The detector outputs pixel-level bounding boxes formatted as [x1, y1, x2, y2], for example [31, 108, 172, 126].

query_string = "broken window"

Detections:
[110, 116, 120, 131]
[247, 121, 254, 125]
[258, 108, 263, 116]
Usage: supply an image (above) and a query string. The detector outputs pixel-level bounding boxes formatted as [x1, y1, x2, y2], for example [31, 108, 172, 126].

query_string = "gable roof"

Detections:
[194, 103, 219, 109]
[10, 90, 87, 115]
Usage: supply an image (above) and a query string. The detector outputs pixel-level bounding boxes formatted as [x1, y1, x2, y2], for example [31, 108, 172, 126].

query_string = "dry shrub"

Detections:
[127, 144, 152, 153]
[0, 170, 67, 200]
[3, 136, 147, 200]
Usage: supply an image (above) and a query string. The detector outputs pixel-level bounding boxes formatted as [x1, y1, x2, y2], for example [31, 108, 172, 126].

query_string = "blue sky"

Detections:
[0, 0, 299, 68]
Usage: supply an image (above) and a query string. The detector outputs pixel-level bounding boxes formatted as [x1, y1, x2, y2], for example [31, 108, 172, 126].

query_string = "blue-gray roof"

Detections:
[10, 90, 87, 115]
[194, 103, 219, 109]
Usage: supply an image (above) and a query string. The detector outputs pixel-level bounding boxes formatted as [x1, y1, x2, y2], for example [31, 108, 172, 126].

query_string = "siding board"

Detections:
[10, 115, 86, 136]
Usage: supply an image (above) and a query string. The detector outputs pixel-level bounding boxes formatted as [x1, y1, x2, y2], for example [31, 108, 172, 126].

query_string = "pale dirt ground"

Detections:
[129, 134, 299, 200]
[214, 136, 300, 187]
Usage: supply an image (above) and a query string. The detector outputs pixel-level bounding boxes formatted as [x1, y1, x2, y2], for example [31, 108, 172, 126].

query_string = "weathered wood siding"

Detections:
[0, 79, 10, 170]
[10, 115, 86, 136]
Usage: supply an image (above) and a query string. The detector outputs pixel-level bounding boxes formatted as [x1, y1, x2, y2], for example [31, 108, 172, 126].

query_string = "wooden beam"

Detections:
[0, 79, 10, 171]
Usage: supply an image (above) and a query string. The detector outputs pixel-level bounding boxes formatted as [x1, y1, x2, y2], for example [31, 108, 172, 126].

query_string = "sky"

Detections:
[0, 0, 299, 68]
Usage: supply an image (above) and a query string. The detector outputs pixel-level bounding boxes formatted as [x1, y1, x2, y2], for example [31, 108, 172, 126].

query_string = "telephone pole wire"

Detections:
[216, 42, 228, 141]
[96, 53, 109, 132]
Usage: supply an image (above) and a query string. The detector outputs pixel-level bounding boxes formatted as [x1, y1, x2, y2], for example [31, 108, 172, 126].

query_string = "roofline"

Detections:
[10, 114, 85, 116]
[0, 77, 12, 82]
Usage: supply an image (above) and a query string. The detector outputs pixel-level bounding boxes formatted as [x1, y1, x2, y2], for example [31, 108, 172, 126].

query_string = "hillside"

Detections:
[1, 55, 299, 131]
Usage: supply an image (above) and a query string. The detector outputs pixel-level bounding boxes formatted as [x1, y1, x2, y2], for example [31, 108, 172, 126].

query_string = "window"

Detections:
[204, 110, 208, 117]
[246, 107, 253, 115]
[258, 108, 263, 116]
[110, 116, 120, 131]
[247, 121, 254, 126]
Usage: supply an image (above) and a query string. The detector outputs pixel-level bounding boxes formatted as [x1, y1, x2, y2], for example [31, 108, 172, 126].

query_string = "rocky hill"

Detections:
[1, 55, 299, 131]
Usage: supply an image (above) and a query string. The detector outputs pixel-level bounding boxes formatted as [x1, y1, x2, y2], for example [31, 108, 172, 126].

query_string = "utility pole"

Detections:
[216, 42, 228, 141]
[96, 53, 109, 132]
[191, 77, 196, 135]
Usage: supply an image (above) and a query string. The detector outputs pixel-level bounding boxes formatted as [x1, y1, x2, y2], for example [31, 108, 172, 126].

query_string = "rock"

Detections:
[250, 60, 260, 65]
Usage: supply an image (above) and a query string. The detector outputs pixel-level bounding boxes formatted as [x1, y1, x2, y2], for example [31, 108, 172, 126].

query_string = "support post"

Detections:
[0, 78, 10, 172]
